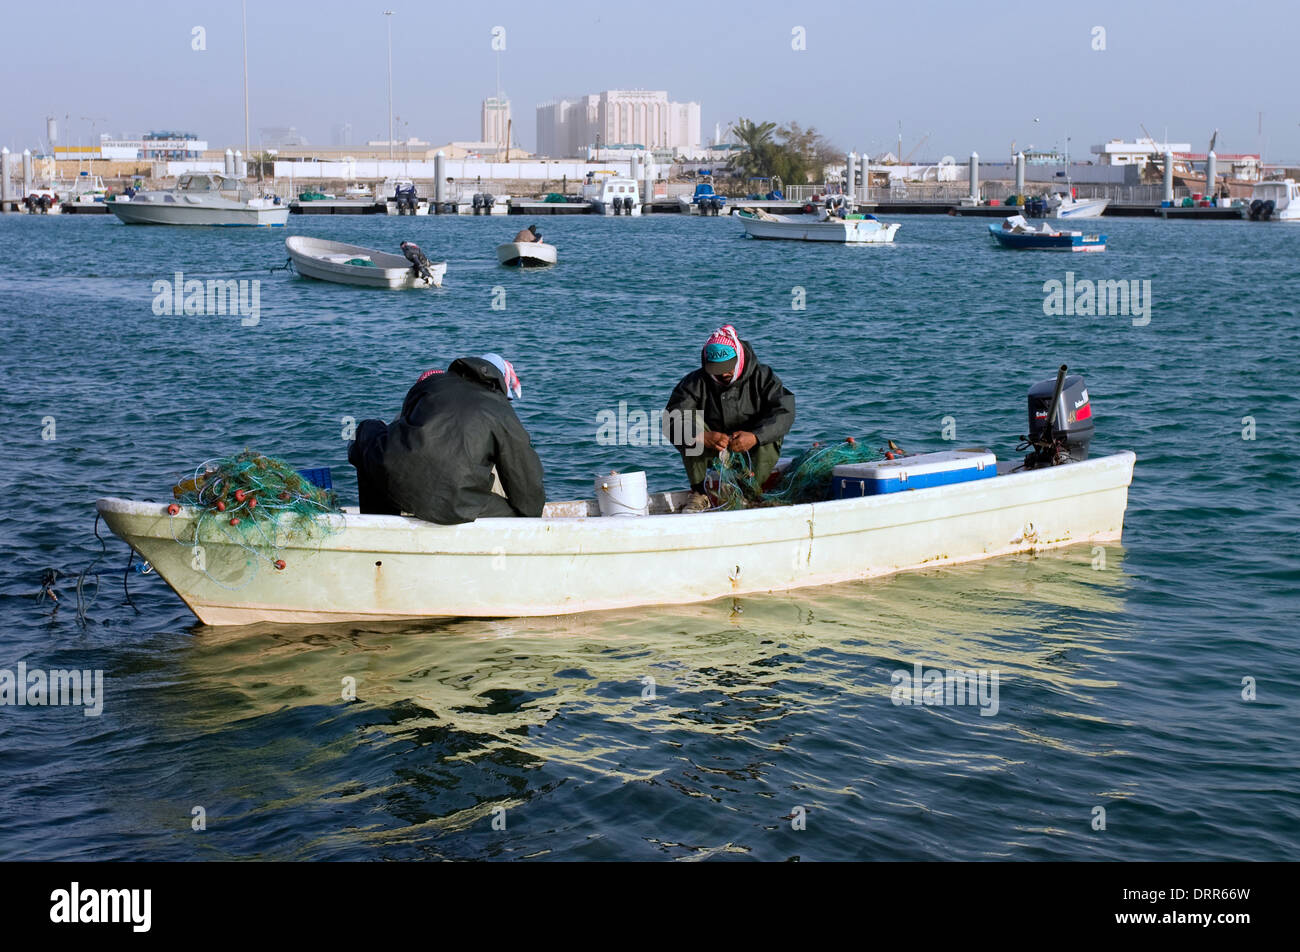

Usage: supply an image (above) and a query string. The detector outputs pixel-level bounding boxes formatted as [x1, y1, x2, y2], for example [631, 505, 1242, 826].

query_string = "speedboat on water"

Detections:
[384, 178, 428, 215]
[285, 236, 445, 288]
[678, 181, 726, 215]
[990, 215, 1105, 251]
[736, 207, 900, 243]
[1247, 179, 1300, 221]
[582, 173, 641, 215]
[497, 240, 557, 267]
[1050, 192, 1109, 219]
[108, 173, 288, 226]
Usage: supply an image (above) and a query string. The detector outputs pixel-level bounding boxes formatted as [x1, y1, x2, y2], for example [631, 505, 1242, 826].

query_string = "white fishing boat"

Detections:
[383, 178, 428, 215]
[65, 173, 109, 207]
[582, 173, 642, 215]
[22, 186, 63, 214]
[1050, 193, 1109, 219]
[496, 240, 557, 267]
[285, 236, 446, 288]
[109, 173, 289, 226]
[1248, 178, 1300, 221]
[737, 208, 900, 243]
[95, 451, 1134, 626]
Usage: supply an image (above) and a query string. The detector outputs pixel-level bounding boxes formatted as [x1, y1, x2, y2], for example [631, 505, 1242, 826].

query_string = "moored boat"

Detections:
[497, 240, 557, 267]
[109, 173, 288, 226]
[990, 215, 1105, 251]
[737, 208, 900, 243]
[1051, 193, 1109, 219]
[1247, 178, 1300, 221]
[285, 236, 446, 288]
[95, 450, 1134, 626]
[582, 173, 641, 215]
[678, 180, 726, 215]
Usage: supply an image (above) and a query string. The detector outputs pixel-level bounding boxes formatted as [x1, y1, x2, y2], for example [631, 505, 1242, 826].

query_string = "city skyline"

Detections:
[1, 0, 1296, 164]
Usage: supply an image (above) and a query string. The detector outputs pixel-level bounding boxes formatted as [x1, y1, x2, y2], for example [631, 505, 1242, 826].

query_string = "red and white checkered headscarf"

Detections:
[703, 324, 745, 380]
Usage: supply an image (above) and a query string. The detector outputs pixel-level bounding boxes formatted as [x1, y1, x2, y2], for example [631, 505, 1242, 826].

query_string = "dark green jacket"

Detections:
[358, 358, 545, 524]
[664, 340, 796, 449]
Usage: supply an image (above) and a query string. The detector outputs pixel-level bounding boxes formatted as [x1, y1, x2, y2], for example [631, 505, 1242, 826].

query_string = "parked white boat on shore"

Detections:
[737, 208, 900, 243]
[109, 173, 289, 226]
[96, 451, 1134, 626]
[285, 236, 446, 288]
[497, 240, 557, 267]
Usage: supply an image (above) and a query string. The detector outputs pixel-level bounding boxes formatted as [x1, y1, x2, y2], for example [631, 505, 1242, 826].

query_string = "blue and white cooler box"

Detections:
[831, 450, 997, 498]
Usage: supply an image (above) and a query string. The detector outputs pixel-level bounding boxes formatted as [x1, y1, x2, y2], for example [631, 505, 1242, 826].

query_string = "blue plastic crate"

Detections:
[297, 467, 333, 491]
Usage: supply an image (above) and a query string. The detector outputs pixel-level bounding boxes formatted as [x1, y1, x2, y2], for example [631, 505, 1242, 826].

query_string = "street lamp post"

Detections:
[384, 11, 394, 161]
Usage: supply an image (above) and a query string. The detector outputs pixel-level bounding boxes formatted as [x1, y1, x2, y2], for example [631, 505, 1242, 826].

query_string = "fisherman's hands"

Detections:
[729, 431, 757, 453]
[703, 430, 731, 453]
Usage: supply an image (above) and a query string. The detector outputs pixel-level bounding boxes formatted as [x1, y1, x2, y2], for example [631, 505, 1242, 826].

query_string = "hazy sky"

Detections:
[2, 0, 1294, 162]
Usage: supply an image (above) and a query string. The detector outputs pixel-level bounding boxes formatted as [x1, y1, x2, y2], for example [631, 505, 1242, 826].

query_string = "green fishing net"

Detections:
[168, 450, 340, 582]
[704, 438, 884, 510]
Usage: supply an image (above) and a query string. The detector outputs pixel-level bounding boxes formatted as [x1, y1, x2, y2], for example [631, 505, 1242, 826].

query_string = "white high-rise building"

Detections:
[482, 96, 511, 151]
[534, 90, 700, 157]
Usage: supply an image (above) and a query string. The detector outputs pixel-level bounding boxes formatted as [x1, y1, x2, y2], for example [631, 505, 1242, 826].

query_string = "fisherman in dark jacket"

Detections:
[348, 354, 546, 525]
[663, 325, 795, 511]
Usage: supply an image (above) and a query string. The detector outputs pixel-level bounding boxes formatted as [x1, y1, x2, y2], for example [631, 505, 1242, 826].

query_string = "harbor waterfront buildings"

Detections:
[536, 90, 701, 158]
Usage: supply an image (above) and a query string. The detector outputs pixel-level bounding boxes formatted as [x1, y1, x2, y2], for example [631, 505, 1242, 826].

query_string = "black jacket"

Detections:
[663, 340, 795, 449]
[360, 358, 546, 524]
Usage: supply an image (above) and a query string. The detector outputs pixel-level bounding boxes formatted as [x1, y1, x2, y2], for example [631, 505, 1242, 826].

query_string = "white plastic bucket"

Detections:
[595, 470, 649, 517]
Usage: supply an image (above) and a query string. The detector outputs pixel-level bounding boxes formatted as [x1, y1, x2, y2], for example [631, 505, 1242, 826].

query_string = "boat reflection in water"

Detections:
[158, 545, 1133, 858]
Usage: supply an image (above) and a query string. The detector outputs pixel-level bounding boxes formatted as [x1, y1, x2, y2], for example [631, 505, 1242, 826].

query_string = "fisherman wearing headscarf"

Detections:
[348, 353, 545, 524]
[663, 325, 796, 511]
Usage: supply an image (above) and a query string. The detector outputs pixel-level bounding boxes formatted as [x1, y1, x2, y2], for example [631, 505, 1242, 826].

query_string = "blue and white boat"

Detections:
[989, 215, 1105, 252]
[678, 179, 726, 215]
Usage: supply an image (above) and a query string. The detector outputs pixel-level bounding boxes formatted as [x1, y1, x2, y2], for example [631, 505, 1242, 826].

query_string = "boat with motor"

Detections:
[582, 172, 641, 215]
[1247, 179, 1300, 221]
[96, 368, 1132, 626]
[285, 236, 445, 288]
[736, 206, 900, 243]
[108, 173, 288, 226]
[384, 178, 428, 215]
[21, 186, 63, 214]
[990, 215, 1105, 251]
[1050, 191, 1109, 219]
[678, 180, 726, 215]
[496, 239, 557, 267]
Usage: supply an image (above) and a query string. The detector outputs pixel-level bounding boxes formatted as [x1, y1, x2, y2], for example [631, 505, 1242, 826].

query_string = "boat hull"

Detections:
[285, 236, 445, 288]
[109, 199, 289, 226]
[497, 241, 557, 267]
[1054, 198, 1109, 219]
[989, 224, 1106, 251]
[96, 452, 1135, 626]
[739, 212, 900, 243]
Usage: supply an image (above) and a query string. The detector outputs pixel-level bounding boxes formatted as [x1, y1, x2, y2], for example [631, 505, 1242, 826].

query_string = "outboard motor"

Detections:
[400, 241, 435, 282]
[38, 194, 51, 213]
[472, 192, 483, 213]
[484, 193, 495, 213]
[1249, 199, 1263, 221]
[1022, 365, 1094, 468]
[1261, 199, 1275, 221]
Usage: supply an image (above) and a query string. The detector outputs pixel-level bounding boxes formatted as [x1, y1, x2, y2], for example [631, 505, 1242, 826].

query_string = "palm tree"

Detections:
[728, 118, 778, 180]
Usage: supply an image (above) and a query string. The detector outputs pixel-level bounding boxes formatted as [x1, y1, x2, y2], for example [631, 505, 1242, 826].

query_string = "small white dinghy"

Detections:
[736, 207, 900, 243]
[285, 236, 446, 288]
[497, 240, 558, 267]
